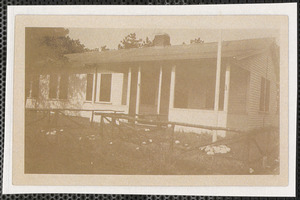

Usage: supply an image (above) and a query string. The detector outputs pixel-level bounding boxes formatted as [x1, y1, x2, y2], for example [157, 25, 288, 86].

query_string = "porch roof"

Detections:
[65, 38, 275, 65]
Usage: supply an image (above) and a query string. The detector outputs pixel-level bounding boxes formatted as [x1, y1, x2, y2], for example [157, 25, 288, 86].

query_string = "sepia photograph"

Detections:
[24, 27, 281, 175]
[4, 7, 295, 193]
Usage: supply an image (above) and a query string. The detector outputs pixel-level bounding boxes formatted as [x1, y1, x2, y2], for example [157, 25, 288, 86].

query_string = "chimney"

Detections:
[153, 33, 171, 47]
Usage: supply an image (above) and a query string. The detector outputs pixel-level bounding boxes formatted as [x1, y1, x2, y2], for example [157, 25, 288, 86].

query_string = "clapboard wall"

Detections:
[244, 50, 278, 130]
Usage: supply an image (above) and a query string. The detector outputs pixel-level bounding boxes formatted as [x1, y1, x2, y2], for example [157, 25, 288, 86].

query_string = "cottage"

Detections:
[25, 34, 279, 134]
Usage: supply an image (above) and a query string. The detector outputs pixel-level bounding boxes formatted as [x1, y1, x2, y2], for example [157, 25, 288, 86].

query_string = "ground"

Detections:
[25, 111, 280, 175]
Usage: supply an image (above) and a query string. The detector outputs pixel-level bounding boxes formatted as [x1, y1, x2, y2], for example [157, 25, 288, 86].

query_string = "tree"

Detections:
[141, 37, 153, 48]
[100, 45, 109, 52]
[86, 48, 100, 52]
[190, 37, 204, 44]
[25, 28, 87, 71]
[25, 28, 88, 101]
[118, 33, 142, 49]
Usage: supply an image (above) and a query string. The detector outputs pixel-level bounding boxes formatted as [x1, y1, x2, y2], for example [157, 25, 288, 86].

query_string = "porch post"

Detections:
[29, 79, 33, 98]
[157, 66, 163, 114]
[169, 66, 176, 109]
[213, 30, 222, 143]
[57, 75, 61, 99]
[92, 67, 97, 103]
[126, 67, 132, 107]
[135, 66, 141, 116]
[214, 31, 222, 111]
[223, 63, 231, 112]
[95, 73, 101, 102]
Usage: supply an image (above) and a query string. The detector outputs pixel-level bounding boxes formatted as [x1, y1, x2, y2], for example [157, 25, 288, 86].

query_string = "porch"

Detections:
[125, 57, 250, 135]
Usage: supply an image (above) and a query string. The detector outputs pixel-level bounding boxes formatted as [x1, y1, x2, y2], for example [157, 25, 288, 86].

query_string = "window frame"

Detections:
[85, 73, 94, 102]
[26, 74, 40, 99]
[48, 74, 59, 99]
[95, 73, 113, 104]
[59, 74, 69, 100]
[48, 74, 69, 100]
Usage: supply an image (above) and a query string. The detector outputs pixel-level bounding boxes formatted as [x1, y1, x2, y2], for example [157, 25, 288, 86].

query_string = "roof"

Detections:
[65, 38, 275, 66]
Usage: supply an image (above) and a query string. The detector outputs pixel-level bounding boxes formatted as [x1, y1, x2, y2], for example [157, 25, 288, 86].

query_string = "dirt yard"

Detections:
[25, 111, 280, 175]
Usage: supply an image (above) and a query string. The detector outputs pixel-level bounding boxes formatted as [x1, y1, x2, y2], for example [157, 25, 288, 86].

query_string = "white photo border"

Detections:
[4, 3, 297, 197]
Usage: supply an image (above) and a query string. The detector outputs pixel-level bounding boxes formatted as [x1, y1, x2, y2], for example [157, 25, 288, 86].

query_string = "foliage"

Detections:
[87, 48, 100, 52]
[100, 45, 109, 52]
[25, 28, 87, 71]
[118, 33, 155, 49]
[190, 37, 204, 44]
[141, 37, 153, 48]
[118, 33, 142, 49]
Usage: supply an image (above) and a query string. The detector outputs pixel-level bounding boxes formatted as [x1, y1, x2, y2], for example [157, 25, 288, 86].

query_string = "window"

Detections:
[49, 74, 68, 100]
[26, 74, 39, 98]
[86, 74, 94, 101]
[59, 74, 68, 99]
[99, 74, 112, 102]
[49, 74, 59, 99]
[31, 75, 40, 98]
[259, 77, 270, 112]
[85, 73, 112, 103]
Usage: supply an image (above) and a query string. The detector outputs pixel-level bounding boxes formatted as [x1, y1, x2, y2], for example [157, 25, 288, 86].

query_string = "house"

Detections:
[25, 34, 279, 134]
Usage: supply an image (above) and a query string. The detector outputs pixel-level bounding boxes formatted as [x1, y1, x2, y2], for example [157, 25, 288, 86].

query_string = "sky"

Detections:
[67, 28, 280, 50]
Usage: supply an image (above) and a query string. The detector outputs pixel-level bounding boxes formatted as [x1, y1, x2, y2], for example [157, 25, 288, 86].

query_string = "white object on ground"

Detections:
[175, 140, 180, 144]
[219, 149, 227, 154]
[149, 139, 152, 143]
[142, 142, 146, 145]
[136, 147, 140, 150]
[249, 168, 254, 174]
[50, 131, 56, 135]
[213, 146, 220, 153]
[205, 146, 211, 152]
[109, 142, 113, 145]
[202, 145, 231, 154]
